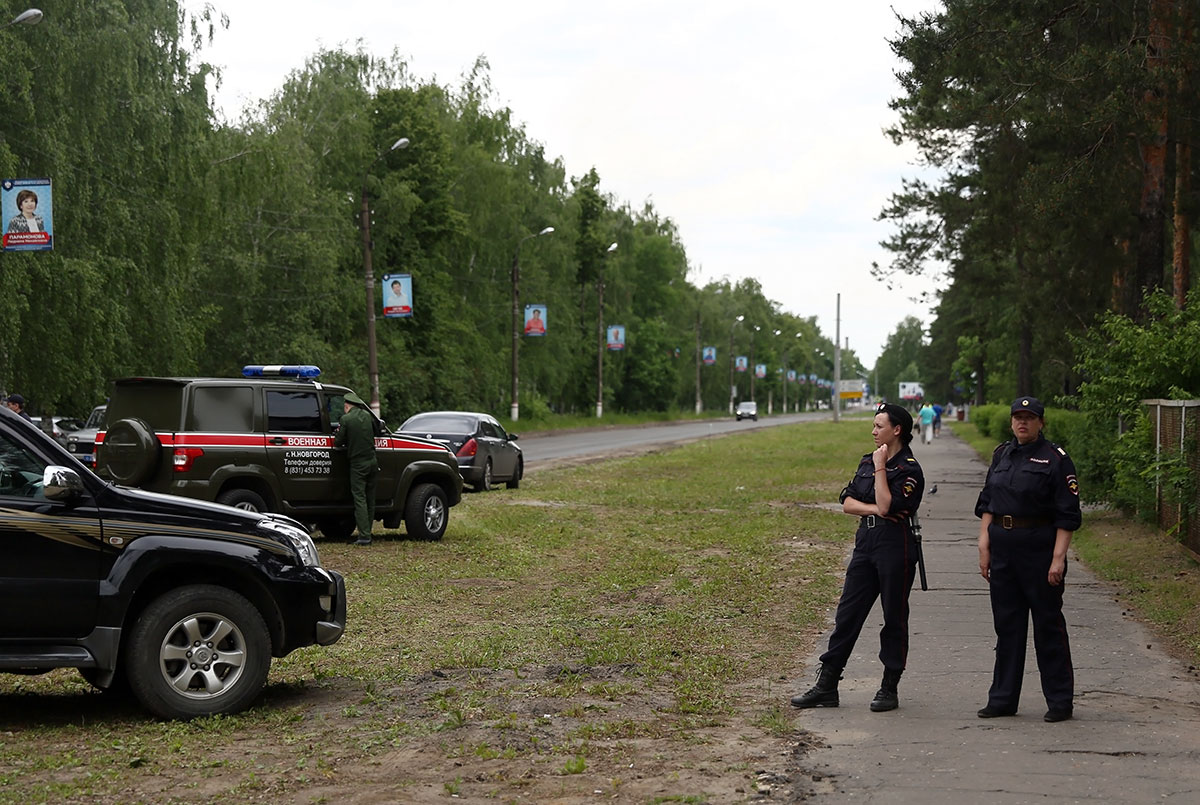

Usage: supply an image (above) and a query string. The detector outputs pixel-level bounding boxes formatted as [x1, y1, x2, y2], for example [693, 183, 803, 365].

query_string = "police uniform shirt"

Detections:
[974, 434, 1081, 530]
[843, 445, 924, 520]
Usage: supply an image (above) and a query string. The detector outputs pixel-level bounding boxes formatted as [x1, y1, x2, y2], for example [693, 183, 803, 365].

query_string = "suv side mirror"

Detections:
[43, 465, 85, 501]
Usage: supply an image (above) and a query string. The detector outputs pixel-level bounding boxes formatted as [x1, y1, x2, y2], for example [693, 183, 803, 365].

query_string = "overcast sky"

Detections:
[188, 0, 945, 367]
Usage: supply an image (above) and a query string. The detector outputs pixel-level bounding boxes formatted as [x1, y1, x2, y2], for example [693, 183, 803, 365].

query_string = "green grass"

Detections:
[0, 419, 885, 802]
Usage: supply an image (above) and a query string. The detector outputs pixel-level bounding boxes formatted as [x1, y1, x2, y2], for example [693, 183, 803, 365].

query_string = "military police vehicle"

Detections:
[0, 404, 346, 719]
[96, 366, 463, 541]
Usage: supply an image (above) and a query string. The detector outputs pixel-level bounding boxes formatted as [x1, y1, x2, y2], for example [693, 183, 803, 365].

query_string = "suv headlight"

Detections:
[258, 519, 321, 567]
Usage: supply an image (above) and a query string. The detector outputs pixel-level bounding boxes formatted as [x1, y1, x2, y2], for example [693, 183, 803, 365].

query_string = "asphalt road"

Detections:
[516, 409, 834, 467]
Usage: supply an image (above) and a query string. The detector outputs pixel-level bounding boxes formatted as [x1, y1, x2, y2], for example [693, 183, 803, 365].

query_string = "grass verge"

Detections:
[0, 419, 869, 803]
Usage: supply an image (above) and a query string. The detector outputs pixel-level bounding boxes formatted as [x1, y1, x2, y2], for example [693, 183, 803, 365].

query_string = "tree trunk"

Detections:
[1134, 0, 1172, 319]
[1173, 5, 1192, 308]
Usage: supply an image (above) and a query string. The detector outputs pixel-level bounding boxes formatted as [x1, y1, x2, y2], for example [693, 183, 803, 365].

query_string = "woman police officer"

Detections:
[975, 397, 1081, 722]
[792, 402, 924, 712]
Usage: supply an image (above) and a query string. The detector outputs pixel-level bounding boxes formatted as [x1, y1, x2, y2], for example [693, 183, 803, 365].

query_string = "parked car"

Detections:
[736, 401, 758, 421]
[0, 404, 346, 719]
[94, 366, 463, 541]
[30, 415, 87, 447]
[66, 404, 107, 467]
[398, 411, 522, 492]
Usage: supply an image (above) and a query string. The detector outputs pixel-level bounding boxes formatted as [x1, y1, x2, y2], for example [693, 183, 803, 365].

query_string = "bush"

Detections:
[970, 404, 1005, 440]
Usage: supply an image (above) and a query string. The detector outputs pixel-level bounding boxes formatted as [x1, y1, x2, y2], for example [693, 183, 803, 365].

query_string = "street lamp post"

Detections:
[510, 225, 555, 421]
[2, 8, 42, 29]
[596, 242, 618, 418]
[360, 136, 409, 418]
[727, 314, 744, 414]
[749, 324, 761, 401]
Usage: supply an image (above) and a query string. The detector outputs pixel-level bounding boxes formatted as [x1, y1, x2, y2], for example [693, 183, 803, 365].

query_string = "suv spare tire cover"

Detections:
[103, 418, 162, 486]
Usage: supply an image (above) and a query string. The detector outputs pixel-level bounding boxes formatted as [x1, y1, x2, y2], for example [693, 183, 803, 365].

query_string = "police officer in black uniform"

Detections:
[792, 403, 924, 712]
[975, 397, 1081, 722]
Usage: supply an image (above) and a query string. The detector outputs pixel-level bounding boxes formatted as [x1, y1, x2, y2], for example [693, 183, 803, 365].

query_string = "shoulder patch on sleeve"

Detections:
[902, 477, 918, 497]
[1066, 474, 1079, 495]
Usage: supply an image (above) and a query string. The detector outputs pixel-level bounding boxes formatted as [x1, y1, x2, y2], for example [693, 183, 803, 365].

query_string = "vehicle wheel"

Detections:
[505, 458, 522, 489]
[217, 488, 268, 513]
[124, 585, 271, 719]
[102, 418, 161, 486]
[316, 516, 356, 541]
[405, 482, 448, 541]
[475, 459, 493, 492]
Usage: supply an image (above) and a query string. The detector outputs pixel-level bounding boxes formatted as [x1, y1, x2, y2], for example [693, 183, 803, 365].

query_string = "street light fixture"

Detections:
[596, 241, 618, 418]
[2, 8, 42, 29]
[360, 136, 409, 417]
[728, 314, 744, 414]
[510, 225, 555, 422]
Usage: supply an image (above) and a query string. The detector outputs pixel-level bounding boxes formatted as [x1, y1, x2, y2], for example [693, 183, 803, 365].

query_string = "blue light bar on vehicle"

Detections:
[242, 365, 322, 379]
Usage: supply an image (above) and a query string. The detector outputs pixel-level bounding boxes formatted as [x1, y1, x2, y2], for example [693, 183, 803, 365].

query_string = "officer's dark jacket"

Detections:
[974, 434, 1082, 530]
[841, 444, 924, 520]
[334, 405, 378, 469]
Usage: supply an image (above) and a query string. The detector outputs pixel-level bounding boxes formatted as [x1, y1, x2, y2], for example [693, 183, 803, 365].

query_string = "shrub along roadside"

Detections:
[948, 420, 1200, 666]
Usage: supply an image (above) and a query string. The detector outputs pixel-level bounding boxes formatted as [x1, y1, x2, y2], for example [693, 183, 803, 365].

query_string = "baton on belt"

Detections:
[909, 514, 928, 591]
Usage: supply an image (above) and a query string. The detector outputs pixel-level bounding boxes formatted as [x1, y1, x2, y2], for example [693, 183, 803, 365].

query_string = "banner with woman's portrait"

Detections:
[2, 178, 53, 251]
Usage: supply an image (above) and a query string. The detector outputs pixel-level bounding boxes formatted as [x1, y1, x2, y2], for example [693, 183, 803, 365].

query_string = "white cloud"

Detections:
[187, 0, 945, 365]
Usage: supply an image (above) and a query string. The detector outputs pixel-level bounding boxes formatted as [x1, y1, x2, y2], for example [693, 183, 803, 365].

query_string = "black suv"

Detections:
[0, 406, 346, 719]
[95, 366, 463, 541]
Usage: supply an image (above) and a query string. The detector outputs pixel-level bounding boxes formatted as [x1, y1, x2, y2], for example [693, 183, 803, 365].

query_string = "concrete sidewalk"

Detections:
[794, 428, 1200, 803]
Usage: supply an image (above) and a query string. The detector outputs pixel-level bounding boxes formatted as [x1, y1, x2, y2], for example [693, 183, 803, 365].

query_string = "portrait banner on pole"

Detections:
[2, 178, 53, 251]
[524, 304, 547, 336]
[382, 273, 413, 318]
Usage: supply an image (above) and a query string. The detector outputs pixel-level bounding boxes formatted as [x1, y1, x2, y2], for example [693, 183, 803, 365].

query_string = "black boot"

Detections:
[790, 664, 841, 708]
[869, 669, 902, 712]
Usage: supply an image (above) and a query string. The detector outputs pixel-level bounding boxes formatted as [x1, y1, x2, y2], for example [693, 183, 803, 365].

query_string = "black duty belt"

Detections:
[995, 514, 1054, 529]
[860, 515, 893, 529]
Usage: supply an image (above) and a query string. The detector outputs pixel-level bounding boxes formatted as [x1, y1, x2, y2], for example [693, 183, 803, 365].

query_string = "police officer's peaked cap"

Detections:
[344, 391, 369, 409]
[1010, 397, 1045, 417]
[4, 393, 24, 407]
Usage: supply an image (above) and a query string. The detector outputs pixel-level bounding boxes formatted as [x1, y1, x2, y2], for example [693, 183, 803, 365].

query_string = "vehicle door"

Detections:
[0, 427, 103, 638]
[264, 387, 338, 505]
[482, 419, 519, 479]
[326, 390, 399, 506]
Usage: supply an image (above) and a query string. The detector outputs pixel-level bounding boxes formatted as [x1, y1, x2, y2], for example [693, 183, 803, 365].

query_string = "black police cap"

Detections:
[1010, 397, 1045, 417]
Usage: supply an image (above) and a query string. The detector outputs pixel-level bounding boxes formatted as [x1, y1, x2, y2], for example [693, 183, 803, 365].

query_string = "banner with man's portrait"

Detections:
[382, 273, 413, 318]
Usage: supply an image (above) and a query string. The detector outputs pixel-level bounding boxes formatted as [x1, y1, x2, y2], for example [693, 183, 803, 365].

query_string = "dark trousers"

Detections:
[820, 521, 917, 672]
[349, 464, 378, 537]
[986, 527, 1074, 712]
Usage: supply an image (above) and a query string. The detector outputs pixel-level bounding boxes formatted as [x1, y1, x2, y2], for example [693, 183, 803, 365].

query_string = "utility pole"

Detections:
[833, 293, 841, 422]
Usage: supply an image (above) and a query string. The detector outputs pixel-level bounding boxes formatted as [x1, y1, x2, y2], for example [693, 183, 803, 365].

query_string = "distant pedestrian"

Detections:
[4, 393, 32, 421]
[334, 391, 379, 546]
[932, 403, 944, 437]
[918, 402, 935, 444]
[975, 396, 1081, 723]
[791, 402, 925, 712]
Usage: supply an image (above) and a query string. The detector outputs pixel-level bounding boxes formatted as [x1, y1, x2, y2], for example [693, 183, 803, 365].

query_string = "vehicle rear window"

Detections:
[107, 386, 184, 431]
[402, 414, 476, 432]
[267, 391, 322, 433]
[188, 387, 255, 432]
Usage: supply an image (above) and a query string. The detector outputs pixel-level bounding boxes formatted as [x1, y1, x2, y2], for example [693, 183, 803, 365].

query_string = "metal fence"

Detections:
[1144, 399, 1200, 556]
